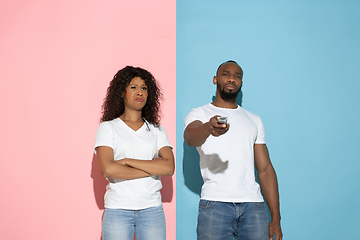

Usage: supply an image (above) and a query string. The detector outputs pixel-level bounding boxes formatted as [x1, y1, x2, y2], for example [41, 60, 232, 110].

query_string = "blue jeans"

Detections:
[197, 200, 269, 240]
[102, 205, 166, 240]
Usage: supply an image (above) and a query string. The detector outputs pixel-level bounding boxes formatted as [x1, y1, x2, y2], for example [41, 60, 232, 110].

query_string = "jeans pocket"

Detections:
[253, 202, 266, 207]
[199, 199, 217, 209]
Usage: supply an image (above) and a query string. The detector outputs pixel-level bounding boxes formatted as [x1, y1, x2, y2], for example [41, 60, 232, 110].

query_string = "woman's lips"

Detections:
[135, 98, 144, 102]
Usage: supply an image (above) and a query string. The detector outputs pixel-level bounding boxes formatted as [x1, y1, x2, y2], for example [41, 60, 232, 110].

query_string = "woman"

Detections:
[94, 66, 175, 240]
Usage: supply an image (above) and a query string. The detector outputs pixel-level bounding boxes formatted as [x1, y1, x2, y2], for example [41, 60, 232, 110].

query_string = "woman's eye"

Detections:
[142, 87, 148, 91]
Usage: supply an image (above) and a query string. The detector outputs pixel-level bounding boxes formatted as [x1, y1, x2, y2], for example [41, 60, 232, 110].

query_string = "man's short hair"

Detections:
[216, 60, 242, 76]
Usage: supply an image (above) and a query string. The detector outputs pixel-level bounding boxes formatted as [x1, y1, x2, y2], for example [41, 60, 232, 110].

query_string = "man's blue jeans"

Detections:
[197, 200, 269, 240]
[102, 205, 166, 240]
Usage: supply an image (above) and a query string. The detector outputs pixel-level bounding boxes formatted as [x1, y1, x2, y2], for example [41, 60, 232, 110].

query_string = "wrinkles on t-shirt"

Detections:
[199, 153, 228, 174]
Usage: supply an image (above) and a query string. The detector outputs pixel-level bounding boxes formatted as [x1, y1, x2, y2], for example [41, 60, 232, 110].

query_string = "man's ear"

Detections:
[213, 76, 217, 85]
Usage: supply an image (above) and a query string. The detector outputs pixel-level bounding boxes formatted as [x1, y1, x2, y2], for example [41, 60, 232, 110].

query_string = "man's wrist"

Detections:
[203, 122, 212, 135]
[270, 215, 281, 222]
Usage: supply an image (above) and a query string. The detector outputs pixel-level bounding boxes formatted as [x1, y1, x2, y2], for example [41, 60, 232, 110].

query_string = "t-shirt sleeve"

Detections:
[255, 117, 266, 144]
[184, 107, 205, 128]
[94, 122, 114, 154]
[157, 125, 172, 151]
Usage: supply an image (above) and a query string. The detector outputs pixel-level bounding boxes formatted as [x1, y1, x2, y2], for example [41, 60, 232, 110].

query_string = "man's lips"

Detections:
[225, 84, 236, 90]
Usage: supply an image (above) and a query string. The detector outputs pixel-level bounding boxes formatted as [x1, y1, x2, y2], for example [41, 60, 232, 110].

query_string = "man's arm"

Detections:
[254, 144, 283, 240]
[184, 116, 229, 147]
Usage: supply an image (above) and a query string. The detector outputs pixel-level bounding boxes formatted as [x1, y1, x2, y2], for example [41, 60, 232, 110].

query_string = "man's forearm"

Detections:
[184, 122, 211, 147]
[258, 166, 281, 221]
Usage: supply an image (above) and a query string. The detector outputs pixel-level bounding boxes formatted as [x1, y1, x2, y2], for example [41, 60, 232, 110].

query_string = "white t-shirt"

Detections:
[94, 118, 172, 210]
[185, 103, 265, 202]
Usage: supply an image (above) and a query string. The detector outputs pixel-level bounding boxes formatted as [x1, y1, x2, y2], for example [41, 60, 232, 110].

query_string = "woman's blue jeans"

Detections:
[197, 200, 269, 240]
[102, 205, 166, 240]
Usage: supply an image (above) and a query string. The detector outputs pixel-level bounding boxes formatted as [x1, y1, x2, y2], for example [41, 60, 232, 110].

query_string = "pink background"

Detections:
[0, 1, 176, 239]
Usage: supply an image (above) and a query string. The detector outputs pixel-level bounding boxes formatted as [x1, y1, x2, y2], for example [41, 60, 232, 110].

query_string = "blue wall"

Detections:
[176, 1, 360, 239]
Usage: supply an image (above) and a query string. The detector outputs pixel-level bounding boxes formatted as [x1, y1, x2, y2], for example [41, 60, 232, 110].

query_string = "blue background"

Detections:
[176, 1, 360, 239]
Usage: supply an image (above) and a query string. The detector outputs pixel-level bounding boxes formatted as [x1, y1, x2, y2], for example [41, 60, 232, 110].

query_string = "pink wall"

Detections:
[0, 1, 176, 239]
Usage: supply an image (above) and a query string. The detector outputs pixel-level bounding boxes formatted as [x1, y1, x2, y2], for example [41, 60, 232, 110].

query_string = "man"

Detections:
[184, 60, 283, 240]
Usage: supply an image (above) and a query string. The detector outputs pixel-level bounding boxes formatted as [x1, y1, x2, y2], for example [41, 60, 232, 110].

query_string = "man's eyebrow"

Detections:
[222, 70, 242, 75]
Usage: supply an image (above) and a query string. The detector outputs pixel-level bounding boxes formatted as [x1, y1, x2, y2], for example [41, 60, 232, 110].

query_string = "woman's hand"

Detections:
[116, 159, 128, 165]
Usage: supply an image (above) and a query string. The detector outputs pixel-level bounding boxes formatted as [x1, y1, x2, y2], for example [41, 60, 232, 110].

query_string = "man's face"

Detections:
[214, 62, 243, 100]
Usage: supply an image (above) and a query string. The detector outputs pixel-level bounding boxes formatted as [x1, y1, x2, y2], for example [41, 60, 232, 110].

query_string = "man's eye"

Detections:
[223, 73, 230, 76]
[236, 76, 242, 79]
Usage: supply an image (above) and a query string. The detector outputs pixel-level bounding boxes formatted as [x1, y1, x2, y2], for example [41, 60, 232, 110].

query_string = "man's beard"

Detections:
[218, 84, 241, 100]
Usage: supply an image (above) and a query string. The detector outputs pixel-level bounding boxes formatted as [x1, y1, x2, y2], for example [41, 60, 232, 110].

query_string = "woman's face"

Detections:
[123, 77, 148, 111]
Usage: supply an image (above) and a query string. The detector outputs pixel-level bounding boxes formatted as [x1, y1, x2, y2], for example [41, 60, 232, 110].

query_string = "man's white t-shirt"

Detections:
[185, 103, 265, 202]
[94, 118, 172, 210]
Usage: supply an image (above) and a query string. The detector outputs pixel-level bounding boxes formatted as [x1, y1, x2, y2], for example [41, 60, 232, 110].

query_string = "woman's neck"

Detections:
[119, 109, 143, 122]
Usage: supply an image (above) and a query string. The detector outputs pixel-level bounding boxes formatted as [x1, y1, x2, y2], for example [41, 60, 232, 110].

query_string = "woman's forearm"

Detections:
[103, 161, 151, 180]
[119, 146, 175, 176]
[121, 158, 174, 176]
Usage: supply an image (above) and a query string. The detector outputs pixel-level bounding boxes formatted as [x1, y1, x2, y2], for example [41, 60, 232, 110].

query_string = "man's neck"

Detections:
[212, 97, 237, 109]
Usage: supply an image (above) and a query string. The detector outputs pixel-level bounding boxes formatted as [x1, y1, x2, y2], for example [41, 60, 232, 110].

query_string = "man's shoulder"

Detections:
[186, 103, 212, 115]
[238, 106, 262, 121]
[238, 106, 255, 114]
[184, 103, 212, 125]
[192, 103, 212, 111]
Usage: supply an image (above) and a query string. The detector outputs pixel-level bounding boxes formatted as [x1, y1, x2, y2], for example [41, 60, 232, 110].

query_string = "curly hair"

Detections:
[100, 66, 162, 125]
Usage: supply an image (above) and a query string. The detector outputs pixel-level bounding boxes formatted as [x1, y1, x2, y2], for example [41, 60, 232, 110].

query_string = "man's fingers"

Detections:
[269, 225, 274, 240]
[276, 229, 283, 240]
[269, 223, 282, 240]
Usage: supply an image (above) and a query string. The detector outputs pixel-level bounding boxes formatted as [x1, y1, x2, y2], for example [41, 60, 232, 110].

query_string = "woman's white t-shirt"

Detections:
[94, 118, 172, 210]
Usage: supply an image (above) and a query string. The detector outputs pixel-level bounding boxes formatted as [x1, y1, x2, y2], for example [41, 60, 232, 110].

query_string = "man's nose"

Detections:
[228, 73, 240, 82]
[228, 74, 236, 81]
